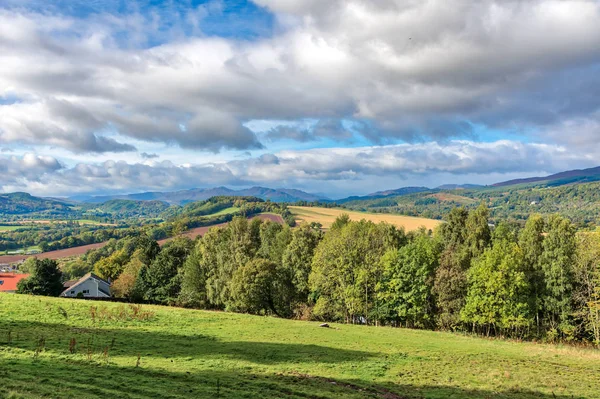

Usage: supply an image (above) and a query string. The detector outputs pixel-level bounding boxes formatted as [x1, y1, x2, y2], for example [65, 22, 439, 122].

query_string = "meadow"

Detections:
[0, 226, 24, 231]
[206, 206, 240, 216]
[1, 294, 598, 399]
[289, 206, 442, 231]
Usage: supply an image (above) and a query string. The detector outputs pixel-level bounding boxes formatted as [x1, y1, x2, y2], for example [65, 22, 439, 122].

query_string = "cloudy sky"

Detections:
[1, 0, 600, 199]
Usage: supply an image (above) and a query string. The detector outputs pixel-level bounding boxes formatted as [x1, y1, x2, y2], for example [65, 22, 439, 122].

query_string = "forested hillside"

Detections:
[0, 192, 72, 216]
[341, 181, 600, 227]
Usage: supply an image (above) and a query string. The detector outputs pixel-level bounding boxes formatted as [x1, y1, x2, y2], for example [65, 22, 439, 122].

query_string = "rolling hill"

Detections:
[72, 186, 327, 205]
[0, 192, 72, 215]
[492, 165, 600, 187]
[1, 294, 597, 399]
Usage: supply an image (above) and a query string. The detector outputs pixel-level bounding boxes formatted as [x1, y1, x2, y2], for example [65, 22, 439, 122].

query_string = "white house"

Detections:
[61, 272, 110, 298]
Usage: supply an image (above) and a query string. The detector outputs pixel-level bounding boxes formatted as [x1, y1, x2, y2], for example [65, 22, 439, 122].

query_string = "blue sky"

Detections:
[1, 0, 600, 198]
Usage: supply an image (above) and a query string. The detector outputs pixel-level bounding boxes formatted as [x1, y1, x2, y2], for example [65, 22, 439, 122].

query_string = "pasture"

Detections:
[0, 294, 598, 399]
[206, 206, 240, 216]
[0, 226, 23, 231]
[289, 206, 442, 231]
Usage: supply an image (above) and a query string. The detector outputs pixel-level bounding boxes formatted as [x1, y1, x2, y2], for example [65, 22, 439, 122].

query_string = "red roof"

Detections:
[0, 273, 30, 291]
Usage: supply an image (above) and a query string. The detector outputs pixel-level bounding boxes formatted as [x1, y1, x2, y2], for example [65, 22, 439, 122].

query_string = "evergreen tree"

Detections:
[136, 238, 193, 304]
[17, 258, 64, 296]
[178, 242, 207, 308]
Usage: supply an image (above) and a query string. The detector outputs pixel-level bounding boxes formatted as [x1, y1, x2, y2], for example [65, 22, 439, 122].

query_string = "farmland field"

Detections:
[0, 225, 23, 231]
[0, 294, 598, 399]
[289, 206, 442, 231]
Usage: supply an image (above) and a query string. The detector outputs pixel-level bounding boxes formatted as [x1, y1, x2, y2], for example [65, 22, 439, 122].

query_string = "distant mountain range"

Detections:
[70, 186, 328, 205]
[3, 166, 600, 217]
[492, 166, 600, 187]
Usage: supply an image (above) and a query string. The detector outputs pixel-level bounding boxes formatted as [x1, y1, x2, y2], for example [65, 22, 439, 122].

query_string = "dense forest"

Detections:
[28, 204, 600, 345]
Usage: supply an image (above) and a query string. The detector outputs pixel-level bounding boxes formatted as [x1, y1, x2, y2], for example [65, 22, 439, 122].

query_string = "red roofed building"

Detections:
[0, 273, 30, 293]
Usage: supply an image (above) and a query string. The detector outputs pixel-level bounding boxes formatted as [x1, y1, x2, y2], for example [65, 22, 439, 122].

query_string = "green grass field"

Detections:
[4, 246, 41, 255]
[0, 294, 598, 399]
[0, 225, 24, 231]
[207, 206, 240, 217]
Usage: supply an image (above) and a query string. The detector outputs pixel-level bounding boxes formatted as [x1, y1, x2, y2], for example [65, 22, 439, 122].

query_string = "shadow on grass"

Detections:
[0, 320, 373, 365]
[0, 356, 585, 399]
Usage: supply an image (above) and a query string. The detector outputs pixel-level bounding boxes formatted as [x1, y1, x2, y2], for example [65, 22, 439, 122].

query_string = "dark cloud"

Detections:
[140, 152, 159, 159]
[266, 119, 353, 143]
[1, 1, 599, 154]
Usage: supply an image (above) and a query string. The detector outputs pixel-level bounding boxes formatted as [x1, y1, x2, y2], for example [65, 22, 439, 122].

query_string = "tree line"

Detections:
[17, 204, 600, 344]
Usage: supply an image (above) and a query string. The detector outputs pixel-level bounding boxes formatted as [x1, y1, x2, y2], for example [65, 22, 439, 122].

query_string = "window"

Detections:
[82, 289, 89, 294]
[70, 290, 75, 294]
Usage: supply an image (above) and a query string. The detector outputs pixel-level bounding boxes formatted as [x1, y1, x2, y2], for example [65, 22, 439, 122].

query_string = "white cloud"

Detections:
[1, 1, 600, 196]
[0, 1, 599, 155]
[1, 140, 595, 197]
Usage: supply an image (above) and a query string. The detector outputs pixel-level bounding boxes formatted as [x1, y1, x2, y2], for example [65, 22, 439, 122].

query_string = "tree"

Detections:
[437, 207, 468, 248]
[330, 214, 351, 231]
[310, 220, 399, 324]
[465, 203, 491, 257]
[111, 249, 146, 300]
[433, 207, 470, 330]
[17, 258, 64, 296]
[178, 242, 207, 308]
[258, 221, 291, 264]
[433, 245, 469, 329]
[229, 258, 286, 316]
[540, 214, 576, 337]
[518, 214, 545, 333]
[200, 217, 259, 308]
[282, 223, 323, 308]
[93, 249, 129, 281]
[135, 238, 193, 304]
[572, 232, 600, 343]
[462, 240, 531, 336]
[378, 231, 438, 328]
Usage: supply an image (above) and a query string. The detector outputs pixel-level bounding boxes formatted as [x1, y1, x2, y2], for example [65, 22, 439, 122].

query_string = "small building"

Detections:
[0, 273, 30, 293]
[61, 273, 111, 298]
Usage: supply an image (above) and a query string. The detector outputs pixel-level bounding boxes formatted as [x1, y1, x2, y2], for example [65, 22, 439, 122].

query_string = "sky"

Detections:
[1, 0, 600, 199]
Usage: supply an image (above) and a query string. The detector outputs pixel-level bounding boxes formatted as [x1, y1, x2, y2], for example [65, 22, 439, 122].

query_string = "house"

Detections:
[60, 273, 111, 298]
[0, 273, 30, 293]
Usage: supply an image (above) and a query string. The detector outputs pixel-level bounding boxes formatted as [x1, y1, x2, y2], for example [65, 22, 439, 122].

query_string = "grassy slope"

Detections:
[290, 206, 442, 231]
[207, 206, 240, 216]
[1, 295, 598, 399]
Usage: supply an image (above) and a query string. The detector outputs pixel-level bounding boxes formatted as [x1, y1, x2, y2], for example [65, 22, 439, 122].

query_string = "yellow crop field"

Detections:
[289, 206, 442, 231]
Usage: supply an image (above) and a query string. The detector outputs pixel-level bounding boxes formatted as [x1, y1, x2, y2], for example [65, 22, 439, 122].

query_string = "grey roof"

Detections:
[60, 272, 110, 296]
